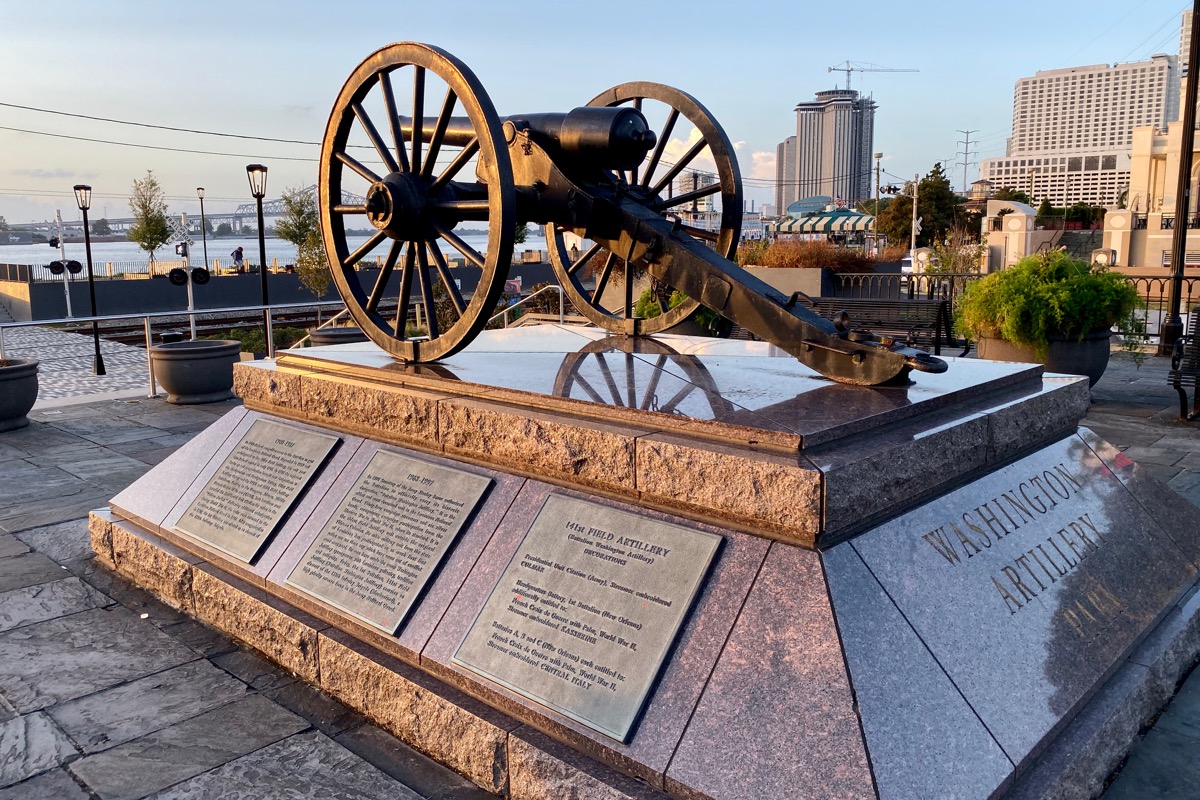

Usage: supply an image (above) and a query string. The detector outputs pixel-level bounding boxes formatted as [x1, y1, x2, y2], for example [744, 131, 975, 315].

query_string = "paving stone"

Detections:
[0, 698, 14, 725]
[262, 682, 364, 738]
[1101, 727, 1200, 799]
[0, 767, 90, 800]
[0, 606, 196, 713]
[0, 552, 67, 594]
[106, 434, 194, 458]
[49, 658, 251, 754]
[14, 519, 93, 564]
[55, 454, 149, 482]
[143, 730, 418, 800]
[0, 486, 116, 535]
[212, 648, 297, 692]
[334, 724, 495, 800]
[68, 695, 309, 800]
[0, 577, 109, 633]
[0, 712, 77, 789]
[0, 537, 28, 560]
[49, 417, 165, 447]
[157, 618, 238, 658]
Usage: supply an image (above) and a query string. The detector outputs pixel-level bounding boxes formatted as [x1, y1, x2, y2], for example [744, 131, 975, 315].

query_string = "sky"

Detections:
[0, 0, 1192, 225]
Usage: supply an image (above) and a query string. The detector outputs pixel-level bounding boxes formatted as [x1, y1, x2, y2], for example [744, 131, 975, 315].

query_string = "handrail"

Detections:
[488, 285, 564, 328]
[0, 299, 348, 400]
[288, 308, 351, 348]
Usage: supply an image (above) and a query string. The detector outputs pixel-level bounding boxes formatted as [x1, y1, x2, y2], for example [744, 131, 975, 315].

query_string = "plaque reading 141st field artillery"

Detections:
[454, 495, 722, 742]
[287, 450, 492, 635]
[176, 419, 340, 563]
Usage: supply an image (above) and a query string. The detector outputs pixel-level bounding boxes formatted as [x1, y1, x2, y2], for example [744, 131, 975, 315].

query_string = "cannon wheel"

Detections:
[546, 82, 743, 334]
[319, 42, 515, 362]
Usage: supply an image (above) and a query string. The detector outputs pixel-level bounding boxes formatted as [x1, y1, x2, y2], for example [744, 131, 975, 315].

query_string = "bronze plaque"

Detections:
[453, 494, 722, 742]
[176, 419, 339, 563]
[286, 450, 492, 634]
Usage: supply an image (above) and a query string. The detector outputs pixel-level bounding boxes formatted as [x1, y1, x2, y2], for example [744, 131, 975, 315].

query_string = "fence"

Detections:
[833, 271, 1200, 342]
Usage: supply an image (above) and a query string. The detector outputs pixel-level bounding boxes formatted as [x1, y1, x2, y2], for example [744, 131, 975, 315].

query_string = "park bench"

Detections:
[1169, 306, 1200, 421]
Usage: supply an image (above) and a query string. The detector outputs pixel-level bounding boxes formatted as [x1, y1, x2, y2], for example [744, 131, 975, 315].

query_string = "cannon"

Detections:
[319, 43, 947, 385]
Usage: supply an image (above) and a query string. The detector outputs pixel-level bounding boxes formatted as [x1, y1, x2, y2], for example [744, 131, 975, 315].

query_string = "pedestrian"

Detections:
[231, 246, 245, 273]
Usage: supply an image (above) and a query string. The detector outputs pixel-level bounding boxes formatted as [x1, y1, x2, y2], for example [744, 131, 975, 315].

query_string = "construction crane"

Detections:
[827, 61, 918, 90]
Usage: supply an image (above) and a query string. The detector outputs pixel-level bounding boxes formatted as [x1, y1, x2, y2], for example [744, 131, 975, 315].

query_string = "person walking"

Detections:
[231, 246, 245, 273]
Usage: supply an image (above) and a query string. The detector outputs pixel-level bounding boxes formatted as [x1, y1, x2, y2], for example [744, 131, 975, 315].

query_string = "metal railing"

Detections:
[0, 300, 347, 399]
[488, 284, 564, 328]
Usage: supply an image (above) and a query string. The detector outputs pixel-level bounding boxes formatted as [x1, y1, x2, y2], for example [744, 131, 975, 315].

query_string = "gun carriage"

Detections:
[320, 42, 947, 385]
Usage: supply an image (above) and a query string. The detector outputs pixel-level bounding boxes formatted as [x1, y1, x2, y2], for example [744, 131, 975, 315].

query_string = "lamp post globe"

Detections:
[246, 164, 271, 356]
[72, 184, 105, 376]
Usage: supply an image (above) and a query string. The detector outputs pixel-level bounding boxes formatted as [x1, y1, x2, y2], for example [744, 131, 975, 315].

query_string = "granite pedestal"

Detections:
[91, 326, 1200, 800]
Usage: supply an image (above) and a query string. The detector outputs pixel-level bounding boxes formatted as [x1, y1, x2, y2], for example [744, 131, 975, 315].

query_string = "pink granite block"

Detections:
[299, 372, 446, 449]
[234, 361, 306, 412]
[666, 542, 874, 800]
[109, 518, 201, 613]
[424, 480, 767, 789]
[109, 406, 248, 530]
[508, 726, 669, 800]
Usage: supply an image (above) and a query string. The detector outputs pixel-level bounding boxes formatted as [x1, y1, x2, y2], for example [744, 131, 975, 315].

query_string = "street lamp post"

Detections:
[73, 184, 106, 376]
[246, 164, 271, 357]
[197, 187, 209, 273]
[872, 152, 882, 256]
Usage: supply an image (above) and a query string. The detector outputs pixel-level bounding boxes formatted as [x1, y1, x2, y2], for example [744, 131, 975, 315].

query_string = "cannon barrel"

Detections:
[399, 106, 655, 170]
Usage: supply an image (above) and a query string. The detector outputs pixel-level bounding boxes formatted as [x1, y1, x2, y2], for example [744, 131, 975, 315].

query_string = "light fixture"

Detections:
[73, 184, 92, 212]
[246, 164, 268, 199]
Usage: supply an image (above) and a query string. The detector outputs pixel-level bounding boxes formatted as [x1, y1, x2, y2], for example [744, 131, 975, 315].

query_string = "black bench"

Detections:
[797, 297, 967, 357]
[1169, 307, 1200, 421]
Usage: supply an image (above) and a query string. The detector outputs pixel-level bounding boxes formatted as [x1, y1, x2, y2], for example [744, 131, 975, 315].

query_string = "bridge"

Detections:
[9, 186, 365, 236]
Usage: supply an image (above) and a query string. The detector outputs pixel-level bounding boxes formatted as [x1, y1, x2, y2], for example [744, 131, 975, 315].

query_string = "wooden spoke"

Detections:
[415, 243, 439, 340]
[655, 182, 721, 210]
[434, 223, 486, 269]
[430, 137, 479, 193]
[680, 224, 719, 242]
[411, 66, 426, 175]
[594, 354, 624, 406]
[650, 136, 706, 196]
[422, 87, 458, 180]
[379, 71, 411, 173]
[569, 373, 606, 404]
[590, 253, 616, 305]
[567, 242, 602, 276]
[427, 239, 466, 314]
[642, 108, 677, 188]
[623, 354, 637, 408]
[335, 151, 382, 185]
[351, 102, 399, 174]
[366, 240, 403, 313]
[393, 243, 416, 336]
[334, 204, 367, 214]
[658, 383, 695, 415]
[345, 230, 387, 268]
[639, 356, 666, 410]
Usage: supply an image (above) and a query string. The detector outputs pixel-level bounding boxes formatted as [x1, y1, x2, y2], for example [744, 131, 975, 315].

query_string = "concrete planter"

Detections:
[977, 329, 1112, 387]
[308, 326, 369, 346]
[0, 358, 38, 431]
[150, 340, 241, 404]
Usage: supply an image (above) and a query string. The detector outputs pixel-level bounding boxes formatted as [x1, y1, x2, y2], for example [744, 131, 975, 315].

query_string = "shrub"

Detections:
[754, 240, 873, 273]
[204, 326, 308, 354]
[956, 252, 1140, 358]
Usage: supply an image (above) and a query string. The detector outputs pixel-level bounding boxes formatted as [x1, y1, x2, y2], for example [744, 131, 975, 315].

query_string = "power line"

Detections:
[1117, 11, 1181, 63]
[0, 101, 320, 146]
[0, 125, 319, 162]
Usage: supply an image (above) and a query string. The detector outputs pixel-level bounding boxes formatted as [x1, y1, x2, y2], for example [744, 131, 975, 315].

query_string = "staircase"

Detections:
[0, 301, 13, 324]
[1056, 230, 1104, 261]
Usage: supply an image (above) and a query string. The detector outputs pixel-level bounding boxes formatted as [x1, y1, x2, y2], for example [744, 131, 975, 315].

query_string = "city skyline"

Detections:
[0, 0, 1190, 225]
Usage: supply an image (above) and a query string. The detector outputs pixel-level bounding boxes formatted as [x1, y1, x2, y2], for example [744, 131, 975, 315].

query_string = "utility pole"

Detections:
[910, 173, 920, 255]
[54, 210, 73, 318]
[873, 153, 883, 256]
[1162, 0, 1200, 354]
[956, 130, 978, 195]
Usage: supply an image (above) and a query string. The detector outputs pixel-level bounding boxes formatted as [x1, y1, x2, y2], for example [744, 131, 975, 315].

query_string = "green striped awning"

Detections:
[769, 211, 874, 233]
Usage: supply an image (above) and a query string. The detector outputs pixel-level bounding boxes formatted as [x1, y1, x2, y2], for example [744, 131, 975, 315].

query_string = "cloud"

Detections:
[12, 168, 77, 179]
[750, 151, 775, 180]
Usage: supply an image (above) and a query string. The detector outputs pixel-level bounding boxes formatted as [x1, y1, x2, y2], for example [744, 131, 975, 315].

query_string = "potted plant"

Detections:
[0, 358, 38, 431]
[956, 251, 1140, 386]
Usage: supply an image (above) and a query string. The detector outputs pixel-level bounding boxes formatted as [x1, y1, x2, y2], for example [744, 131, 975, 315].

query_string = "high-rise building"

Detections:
[978, 53, 1178, 206]
[775, 136, 797, 214]
[675, 171, 717, 228]
[776, 89, 876, 210]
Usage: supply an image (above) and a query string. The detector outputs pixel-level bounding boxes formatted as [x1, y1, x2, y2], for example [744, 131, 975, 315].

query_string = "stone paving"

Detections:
[0, 396, 491, 799]
[0, 346, 1199, 797]
[2, 325, 151, 404]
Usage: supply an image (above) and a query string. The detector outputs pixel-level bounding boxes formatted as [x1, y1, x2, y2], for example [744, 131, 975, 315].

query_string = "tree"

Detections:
[127, 170, 170, 263]
[928, 226, 985, 274]
[275, 186, 329, 299]
[915, 162, 959, 247]
[876, 193, 913, 247]
[0, 216, 8, 232]
[514, 223, 529, 245]
[91, 218, 112, 236]
[216, 222, 233, 236]
[993, 187, 1032, 204]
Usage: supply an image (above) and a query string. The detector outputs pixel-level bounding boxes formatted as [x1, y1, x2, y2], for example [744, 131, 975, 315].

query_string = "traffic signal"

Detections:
[175, 242, 189, 257]
[48, 236, 59, 248]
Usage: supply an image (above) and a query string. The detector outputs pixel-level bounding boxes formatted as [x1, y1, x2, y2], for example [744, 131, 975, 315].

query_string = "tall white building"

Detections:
[775, 89, 875, 212]
[978, 53, 1178, 206]
[675, 171, 717, 228]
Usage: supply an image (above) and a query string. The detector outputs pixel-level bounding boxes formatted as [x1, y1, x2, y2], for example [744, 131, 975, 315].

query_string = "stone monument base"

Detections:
[91, 329, 1200, 799]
